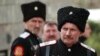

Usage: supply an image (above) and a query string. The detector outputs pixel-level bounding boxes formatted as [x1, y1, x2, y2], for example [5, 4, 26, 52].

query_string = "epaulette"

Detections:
[39, 40, 56, 47]
[80, 43, 95, 53]
[19, 32, 30, 39]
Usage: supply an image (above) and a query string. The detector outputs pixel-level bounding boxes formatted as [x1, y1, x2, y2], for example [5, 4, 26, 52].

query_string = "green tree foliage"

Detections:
[89, 21, 100, 34]
[86, 21, 100, 56]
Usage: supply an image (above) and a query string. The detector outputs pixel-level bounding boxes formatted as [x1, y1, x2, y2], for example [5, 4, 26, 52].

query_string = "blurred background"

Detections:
[0, 0, 100, 56]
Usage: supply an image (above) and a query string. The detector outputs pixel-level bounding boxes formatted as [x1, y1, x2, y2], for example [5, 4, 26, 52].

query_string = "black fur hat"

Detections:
[21, 1, 46, 22]
[57, 6, 90, 32]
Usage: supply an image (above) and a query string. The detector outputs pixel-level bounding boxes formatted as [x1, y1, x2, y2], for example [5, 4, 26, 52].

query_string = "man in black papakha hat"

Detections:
[36, 6, 97, 56]
[10, 1, 46, 56]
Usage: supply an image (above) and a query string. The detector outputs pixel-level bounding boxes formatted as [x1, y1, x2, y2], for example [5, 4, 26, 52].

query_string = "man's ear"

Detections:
[79, 32, 84, 37]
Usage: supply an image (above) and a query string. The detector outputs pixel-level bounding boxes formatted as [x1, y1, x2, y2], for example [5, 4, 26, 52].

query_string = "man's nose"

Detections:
[50, 31, 54, 35]
[36, 22, 40, 27]
[66, 30, 71, 36]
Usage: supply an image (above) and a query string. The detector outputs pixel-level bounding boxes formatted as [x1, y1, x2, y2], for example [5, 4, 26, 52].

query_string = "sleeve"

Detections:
[10, 38, 26, 56]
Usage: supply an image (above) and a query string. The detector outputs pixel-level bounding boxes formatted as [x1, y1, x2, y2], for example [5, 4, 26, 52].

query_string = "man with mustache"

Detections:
[42, 21, 59, 42]
[36, 6, 97, 56]
[10, 1, 46, 56]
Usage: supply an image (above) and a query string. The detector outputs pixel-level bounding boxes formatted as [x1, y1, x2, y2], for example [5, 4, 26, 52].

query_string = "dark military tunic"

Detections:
[10, 29, 41, 56]
[79, 36, 87, 43]
[37, 39, 97, 56]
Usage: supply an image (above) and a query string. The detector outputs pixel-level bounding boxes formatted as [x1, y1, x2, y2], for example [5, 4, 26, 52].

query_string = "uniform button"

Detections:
[68, 48, 71, 52]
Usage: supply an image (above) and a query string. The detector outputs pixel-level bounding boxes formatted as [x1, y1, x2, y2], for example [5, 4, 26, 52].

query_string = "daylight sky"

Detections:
[88, 9, 100, 22]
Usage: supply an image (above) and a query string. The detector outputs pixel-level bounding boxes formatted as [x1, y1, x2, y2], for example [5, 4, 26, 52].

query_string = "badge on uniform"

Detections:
[31, 45, 38, 51]
[33, 45, 38, 51]
[14, 45, 24, 56]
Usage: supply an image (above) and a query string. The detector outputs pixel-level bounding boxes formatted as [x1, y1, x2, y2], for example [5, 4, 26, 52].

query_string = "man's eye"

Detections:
[63, 28, 68, 31]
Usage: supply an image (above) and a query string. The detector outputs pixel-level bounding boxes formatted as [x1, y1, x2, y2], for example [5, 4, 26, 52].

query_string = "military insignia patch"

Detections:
[14, 45, 24, 56]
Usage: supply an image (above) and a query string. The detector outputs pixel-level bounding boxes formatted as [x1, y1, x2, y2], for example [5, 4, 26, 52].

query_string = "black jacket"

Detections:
[10, 29, 41, 56]
[37, 39, 97, 56]
[79, 36, 87, 43]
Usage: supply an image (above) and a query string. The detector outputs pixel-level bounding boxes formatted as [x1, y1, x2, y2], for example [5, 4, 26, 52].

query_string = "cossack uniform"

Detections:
[10, 1, 46, 56]
[11, 30, 40, 56]
[37, 39, 97, 56]
[36, 6, 97, 56]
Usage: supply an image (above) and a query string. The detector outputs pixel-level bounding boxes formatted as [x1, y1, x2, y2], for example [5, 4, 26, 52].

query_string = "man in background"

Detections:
[42, 21, 59, 42]
[79, 23, 92, 43]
